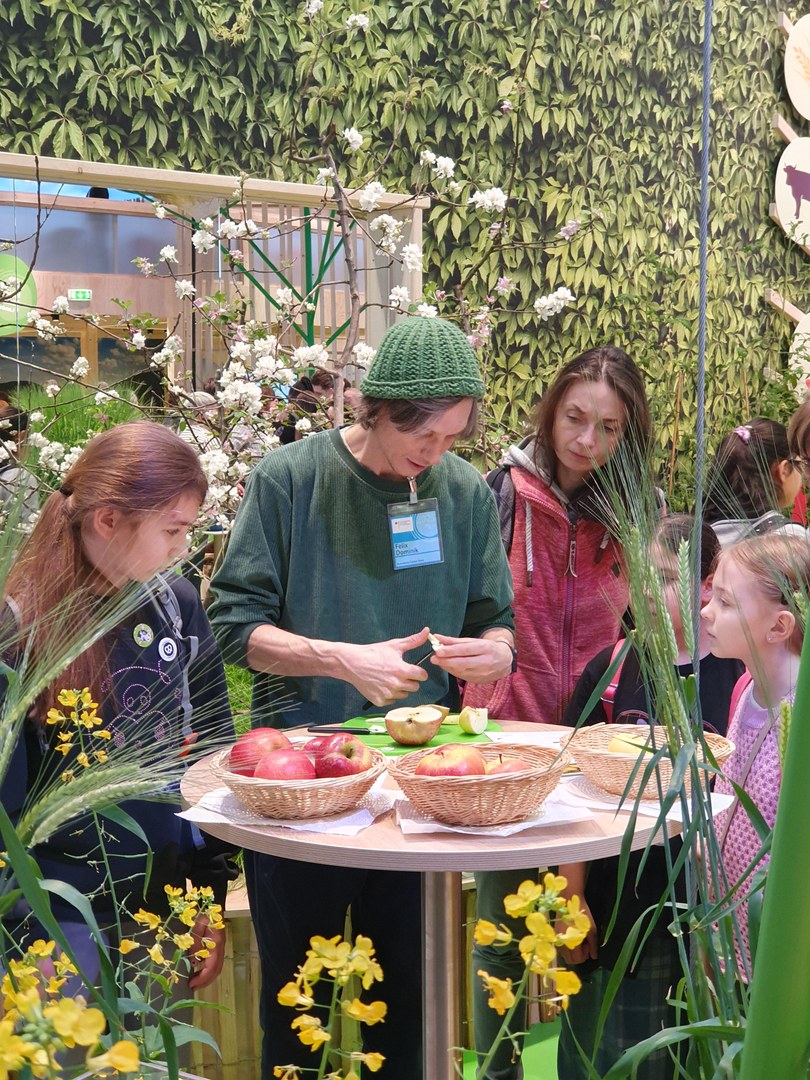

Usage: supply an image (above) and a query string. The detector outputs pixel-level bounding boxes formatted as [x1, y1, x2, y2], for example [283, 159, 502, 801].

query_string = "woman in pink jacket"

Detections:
[470, 345, 653, 1080]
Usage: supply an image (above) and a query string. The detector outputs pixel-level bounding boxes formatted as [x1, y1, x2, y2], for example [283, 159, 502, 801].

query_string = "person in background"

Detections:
[0, 403, 39, 525]
[176, 390, 221, 452]
[704, 418, 806, 547]
[209, 316, 514, 1080]
[555, 516, 743, 1080]
[468, 346, 652, 1080]
[704, 533, 810, 977]
[788, 397, 810, 526]
[1, 421, 236, 992]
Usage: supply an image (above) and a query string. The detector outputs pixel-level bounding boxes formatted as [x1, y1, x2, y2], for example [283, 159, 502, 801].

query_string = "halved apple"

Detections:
[457, 706, 488, 735]
[384, 705, 445, 746]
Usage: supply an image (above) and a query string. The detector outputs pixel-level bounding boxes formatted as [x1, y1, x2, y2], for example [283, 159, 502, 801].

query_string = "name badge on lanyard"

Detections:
[388, 479, 443, 570]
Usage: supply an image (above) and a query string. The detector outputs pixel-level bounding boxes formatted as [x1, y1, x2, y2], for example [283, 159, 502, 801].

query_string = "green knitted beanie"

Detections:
[360, 316, 484, 400]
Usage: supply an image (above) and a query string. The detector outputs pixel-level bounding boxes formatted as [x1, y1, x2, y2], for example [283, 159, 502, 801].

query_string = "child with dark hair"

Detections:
[0, 403, 38, 524]
[705, 417, 806, 546]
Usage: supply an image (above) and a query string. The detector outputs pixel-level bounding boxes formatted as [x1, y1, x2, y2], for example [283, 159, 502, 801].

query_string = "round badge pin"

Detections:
[133, 624, 154, 648]
[158, 638, 178, 662]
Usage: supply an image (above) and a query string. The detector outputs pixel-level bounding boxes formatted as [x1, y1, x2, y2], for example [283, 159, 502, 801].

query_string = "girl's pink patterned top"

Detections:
[714, 683, 788, 976]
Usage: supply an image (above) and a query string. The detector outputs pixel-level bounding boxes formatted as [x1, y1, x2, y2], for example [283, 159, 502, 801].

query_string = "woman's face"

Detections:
[551, 379, 626, 495]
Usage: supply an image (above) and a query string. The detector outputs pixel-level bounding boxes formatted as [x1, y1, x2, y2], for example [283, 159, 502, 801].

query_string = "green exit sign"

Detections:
[67, 288, 92, 302]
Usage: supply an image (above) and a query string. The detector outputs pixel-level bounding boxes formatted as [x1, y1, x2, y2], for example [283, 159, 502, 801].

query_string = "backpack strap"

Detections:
[600, 639, 627, 724]
[486, 465, 516, 554]
[728, 671, 753, 723]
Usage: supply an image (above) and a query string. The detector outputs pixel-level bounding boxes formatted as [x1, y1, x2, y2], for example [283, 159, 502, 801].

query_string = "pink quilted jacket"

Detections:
[464, 464, 628, 724]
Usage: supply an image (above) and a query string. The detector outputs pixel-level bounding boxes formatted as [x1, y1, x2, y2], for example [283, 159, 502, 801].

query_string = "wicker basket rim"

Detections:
[387, 743, 570, 786]
[212, 746, 387, 790]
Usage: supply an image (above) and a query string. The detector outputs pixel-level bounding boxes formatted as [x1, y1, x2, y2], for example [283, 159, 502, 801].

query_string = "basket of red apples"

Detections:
[211, 728, 386, 819]
[386, 742, 569, 826]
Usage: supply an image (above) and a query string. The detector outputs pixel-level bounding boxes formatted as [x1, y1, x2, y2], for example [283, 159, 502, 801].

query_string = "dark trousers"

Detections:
[245, 851, 424, 1079]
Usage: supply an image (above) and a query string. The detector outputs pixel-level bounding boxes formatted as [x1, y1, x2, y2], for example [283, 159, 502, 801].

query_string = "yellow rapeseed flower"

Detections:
[503, 880, 544, 918]
[57, 689, 79, 708]
[0, 1016, 27, 1073]
[44, 976, 66, 995]
[76, 752, 90, 769]
[86, 1039, 140, 1073]
[551, 969, 582, 996]
[94, 749, 109, 764]
[342, 998, 387, 1025]
[272, 1066, 301, 1079]
[277, 982, 315, 1009]
[95, 729, 112, 740]
[132, 909, 162, 931]
[147, 944, 169, 966]
[118, 939, 139, 955]
[543, 872, 568, 894]
[473, 919, 514, 947]
[477, 970, 516, 1016]
[46, 708, 64, 725]
[518, 912, 557, 974]
[290, 1014, 330, 1051]
[60, 769, 75, 783]
[26, 940, 55, 959]
[172, 932, 195, 952]
[43, 997, 106, 1047]
[354, 1050, 385, 1072]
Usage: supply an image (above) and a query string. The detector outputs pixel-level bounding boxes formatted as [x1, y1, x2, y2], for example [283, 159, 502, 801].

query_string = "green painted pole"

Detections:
[739, 629, 810, 1077]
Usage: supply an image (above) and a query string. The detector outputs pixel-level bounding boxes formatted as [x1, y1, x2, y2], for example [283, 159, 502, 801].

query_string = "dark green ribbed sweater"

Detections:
[208, 429, 514, 727]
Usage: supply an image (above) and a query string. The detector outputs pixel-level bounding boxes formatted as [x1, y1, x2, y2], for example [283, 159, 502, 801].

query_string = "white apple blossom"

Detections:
[253, 334, 279, 359]
[420, 150, 437, 166]
[295, 417, 312, 433]
[558, 219, 581, 240]
[346, 12, 370, 31]
[401, 244, 422, 272]
[468, 187, 508, 213]
[160, 245, 178, 263]
[276, 286, 295, 308]
[218, 219, 240, 240]
[153, 202, 167, 219]
[218, 380, 263, 415]
[60, 446, 84, 476]
[416, 304, 438, 318]
[28, 411, 45, 424]
[131, 331, 147, 350]
[199, 448, 231, 483]
[133, 257, 156, 276]
[150, 335, 184, 369]
[276, 366, 296, 387]
[389, 285, 411, 310]
[370, 214, 403, 254]
[533, 286, 576, 321]
[316, 167, 336, 186]
[0, 277, 19, 300]
[52, 295, 70, 315]
[351, 342, 376, 366]
[44, 382, 60, 398]
[175, 280, 197, 300]
[342, 127, 364, 153]
[26, 431, 48, 449]
[236, 219, 258, 238]
[220, 361, 249, 385]
[192, 229, 216, 254]
[292, 344, 330, 367]
[229, 342, 253, 364]
[358, 181, 386, 212]
[433, 156, 455, 180]
[94, 388, 120, 404]
[306, 0, 323, 14]
[447, 180, 464, 197]
[69, 356, 89, 379]
[38, 441, 66, 470]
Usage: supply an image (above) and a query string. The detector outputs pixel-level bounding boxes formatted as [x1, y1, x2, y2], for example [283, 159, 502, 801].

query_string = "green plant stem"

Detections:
[474, 963, 532, 1080]
[739, 628, 810, 1078]
[317, 977, 342, 1080]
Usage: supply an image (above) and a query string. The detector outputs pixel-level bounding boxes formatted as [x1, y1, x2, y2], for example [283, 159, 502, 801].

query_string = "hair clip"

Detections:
[734, 425, 751, 444]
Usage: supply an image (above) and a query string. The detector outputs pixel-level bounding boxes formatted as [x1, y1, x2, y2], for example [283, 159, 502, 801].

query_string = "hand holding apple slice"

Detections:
[385, 705, 445, 746]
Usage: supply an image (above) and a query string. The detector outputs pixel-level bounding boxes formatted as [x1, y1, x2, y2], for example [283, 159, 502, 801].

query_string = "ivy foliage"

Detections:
[2, 0, 810, 500]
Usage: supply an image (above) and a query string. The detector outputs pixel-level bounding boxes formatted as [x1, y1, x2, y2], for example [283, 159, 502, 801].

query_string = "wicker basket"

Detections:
[386, 742, 569, 826]
[210, 745, 387, 820]
[570, 724, 734, 801]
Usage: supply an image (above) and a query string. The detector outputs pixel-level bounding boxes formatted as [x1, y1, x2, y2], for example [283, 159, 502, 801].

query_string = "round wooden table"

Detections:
[181, 724, 679, 1080]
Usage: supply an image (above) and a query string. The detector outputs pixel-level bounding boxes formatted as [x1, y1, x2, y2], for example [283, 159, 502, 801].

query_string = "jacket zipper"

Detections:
[560, 520, 577, 721]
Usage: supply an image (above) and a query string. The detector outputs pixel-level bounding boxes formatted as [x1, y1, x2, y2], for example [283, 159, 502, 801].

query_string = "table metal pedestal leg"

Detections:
[422, 870, 463, 1080]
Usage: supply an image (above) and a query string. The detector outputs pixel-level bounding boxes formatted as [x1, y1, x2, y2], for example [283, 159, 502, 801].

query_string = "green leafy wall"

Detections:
[3, 0, 810, 497]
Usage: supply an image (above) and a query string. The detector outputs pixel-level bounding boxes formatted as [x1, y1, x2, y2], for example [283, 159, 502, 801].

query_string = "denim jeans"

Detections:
[245, 851, 423, 1079]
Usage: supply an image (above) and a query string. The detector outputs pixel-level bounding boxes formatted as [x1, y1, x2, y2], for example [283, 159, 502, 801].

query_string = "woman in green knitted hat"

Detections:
[209, 314, 515, 1080]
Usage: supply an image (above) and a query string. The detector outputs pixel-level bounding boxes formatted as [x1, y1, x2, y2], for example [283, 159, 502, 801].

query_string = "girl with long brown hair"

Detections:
[2, 420, 235, 991]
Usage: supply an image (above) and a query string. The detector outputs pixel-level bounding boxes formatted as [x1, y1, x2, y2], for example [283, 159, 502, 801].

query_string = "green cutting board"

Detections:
[341, 715, 502, 756]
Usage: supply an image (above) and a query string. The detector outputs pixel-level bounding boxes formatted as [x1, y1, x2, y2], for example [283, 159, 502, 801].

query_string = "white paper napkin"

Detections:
[179, 777, 397, 835]
[557, 774, 734, 822]
[394, 793, 593, 836]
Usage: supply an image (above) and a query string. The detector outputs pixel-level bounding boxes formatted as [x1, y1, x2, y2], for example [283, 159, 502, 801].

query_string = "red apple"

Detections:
[229, 728, 293, 776]
[253, 748, 317, 781]
[316, 735, 373, 778]
[414, 745, 486, 777]
[304, 734, 334, 757]
[484, 756, 533, 776]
